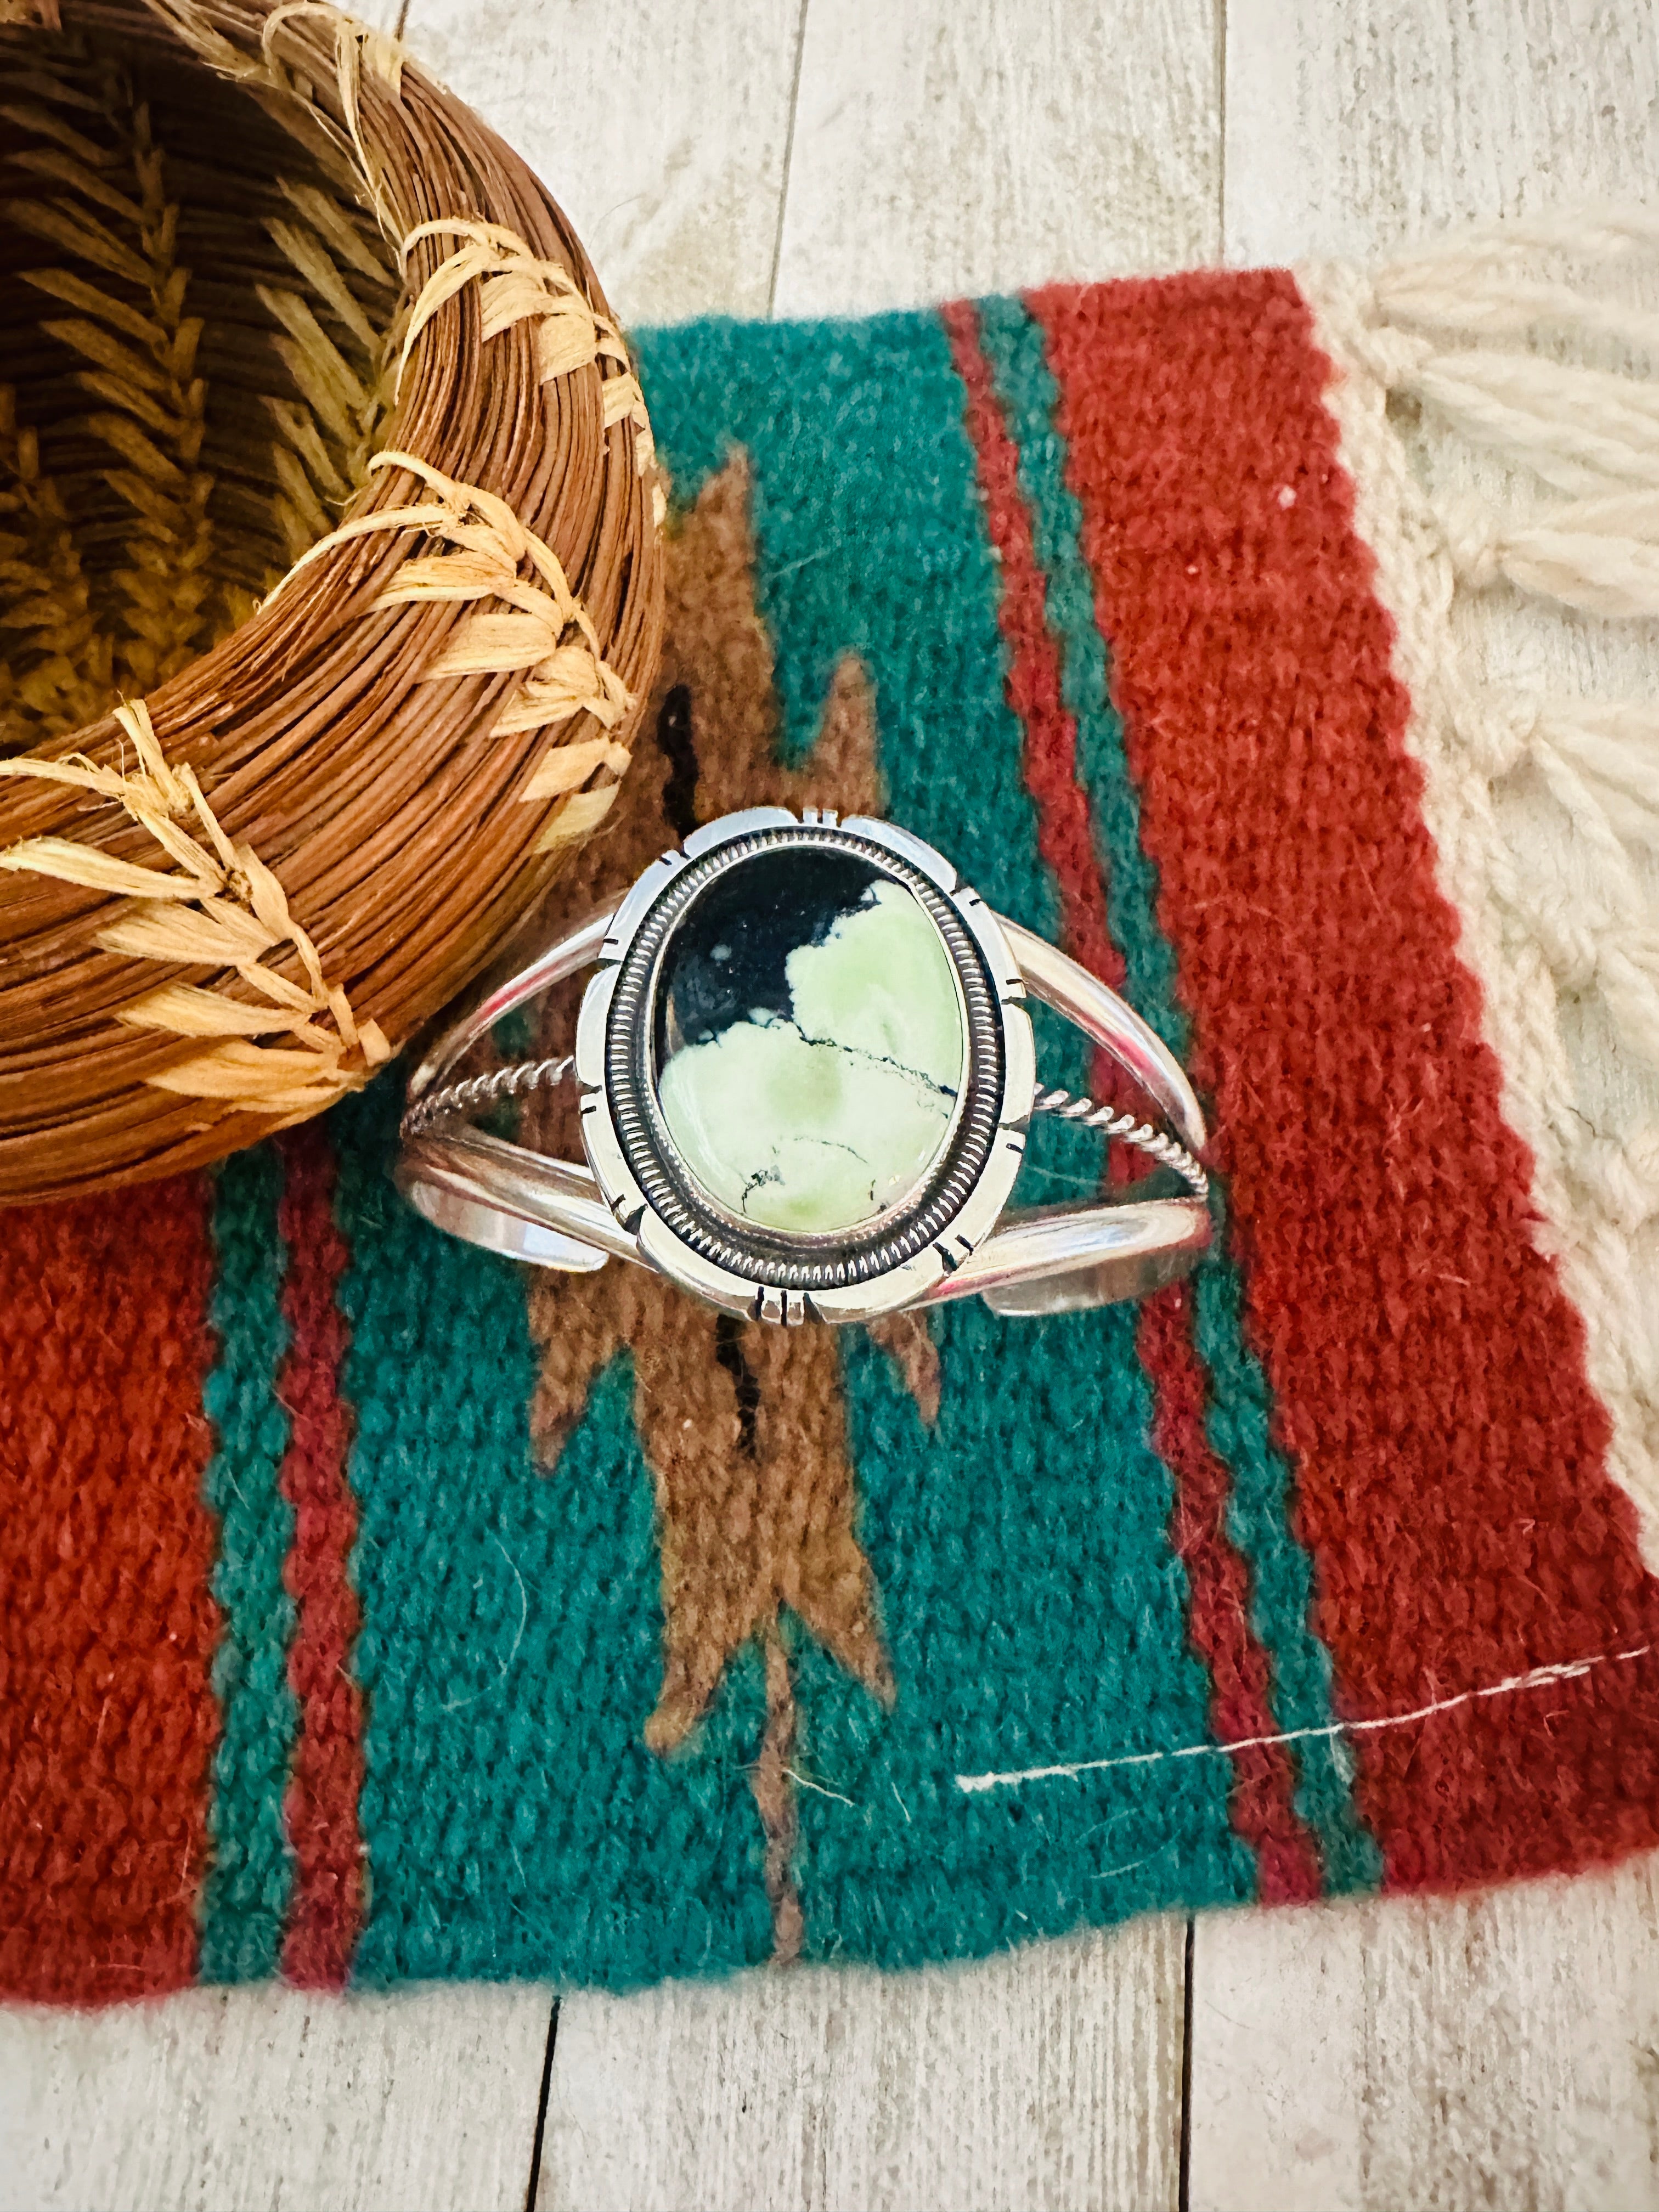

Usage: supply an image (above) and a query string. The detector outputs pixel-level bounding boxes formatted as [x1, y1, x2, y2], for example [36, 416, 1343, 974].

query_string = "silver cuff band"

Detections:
[396, 810, 1212, 1322]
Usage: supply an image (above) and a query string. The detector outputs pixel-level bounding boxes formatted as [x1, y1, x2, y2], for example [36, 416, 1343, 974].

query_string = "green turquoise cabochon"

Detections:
[654, 847, 967, 1238]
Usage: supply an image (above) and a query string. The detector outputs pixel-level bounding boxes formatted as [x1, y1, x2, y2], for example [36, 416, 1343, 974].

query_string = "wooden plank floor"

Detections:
[5, 2, 1659, 2206]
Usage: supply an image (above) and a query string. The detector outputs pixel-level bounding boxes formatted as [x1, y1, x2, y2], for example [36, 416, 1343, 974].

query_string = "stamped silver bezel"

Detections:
[573, 809, 1036, 1323]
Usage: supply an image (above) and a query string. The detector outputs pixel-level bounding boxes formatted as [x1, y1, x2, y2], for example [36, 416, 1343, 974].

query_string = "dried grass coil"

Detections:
[0, 0, 665, 1201]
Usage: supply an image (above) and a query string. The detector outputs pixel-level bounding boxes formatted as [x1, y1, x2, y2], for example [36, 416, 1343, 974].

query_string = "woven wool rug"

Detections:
[7, 249, 1659, 2002]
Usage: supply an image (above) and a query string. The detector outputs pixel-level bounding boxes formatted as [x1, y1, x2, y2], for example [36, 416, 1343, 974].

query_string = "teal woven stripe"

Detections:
[977, 294, 1383, 1895]
[637, 312, 1254, 1964]
[974, 296, 1186, 1050]
[198, 1143, 298, 1980]
[331, 1076, 771, 1989]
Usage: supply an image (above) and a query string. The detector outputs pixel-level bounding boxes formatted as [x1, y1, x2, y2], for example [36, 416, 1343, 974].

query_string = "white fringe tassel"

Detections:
[1348, 212, 1659, 1101]
[1434, 489, 1659, 620]
[1453, 687, 1659, 1079]
[1359, 208, 1659, 592]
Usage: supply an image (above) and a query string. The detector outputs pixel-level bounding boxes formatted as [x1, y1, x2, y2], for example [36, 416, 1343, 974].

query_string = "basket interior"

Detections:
[0, 21, 403, 752]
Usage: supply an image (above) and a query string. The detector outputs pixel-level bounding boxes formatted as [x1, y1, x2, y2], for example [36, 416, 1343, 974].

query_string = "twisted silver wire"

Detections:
[406, 1056, 1207, 1200]
[1030, 1085, 1209, 1198]
[402, 1054, 575, 1139]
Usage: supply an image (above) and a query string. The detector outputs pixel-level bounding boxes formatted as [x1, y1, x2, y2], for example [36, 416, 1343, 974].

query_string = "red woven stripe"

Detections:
[274, 1123, 365, 1989]
[1035, 268, 1659, 1887]
[940, 300, 1121, 994]
[0, 1178, 220, 2000]
[943, 295, 1323, 1898]
[1139, 1284, 1322, 1901]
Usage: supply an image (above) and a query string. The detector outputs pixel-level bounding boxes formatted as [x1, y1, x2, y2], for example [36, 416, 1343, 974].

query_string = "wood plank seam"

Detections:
[523, 1999, 560, 2212]
[1179, 1916, 1196, 2212]
[767, 0, 812, 318]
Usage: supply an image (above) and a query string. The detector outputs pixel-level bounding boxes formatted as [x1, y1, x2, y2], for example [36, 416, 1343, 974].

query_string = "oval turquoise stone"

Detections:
[652, 847, 965, 1237]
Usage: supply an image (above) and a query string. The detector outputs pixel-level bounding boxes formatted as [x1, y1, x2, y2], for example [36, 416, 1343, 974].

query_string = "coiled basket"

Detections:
[0, 0, 664, 1202]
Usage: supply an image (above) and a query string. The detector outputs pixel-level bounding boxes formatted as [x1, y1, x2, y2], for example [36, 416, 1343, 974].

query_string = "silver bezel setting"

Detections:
[573, 808, 1037, 1323]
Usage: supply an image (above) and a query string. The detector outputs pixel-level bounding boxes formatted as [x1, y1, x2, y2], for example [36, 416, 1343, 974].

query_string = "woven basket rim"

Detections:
[0, 0, 665, 1203]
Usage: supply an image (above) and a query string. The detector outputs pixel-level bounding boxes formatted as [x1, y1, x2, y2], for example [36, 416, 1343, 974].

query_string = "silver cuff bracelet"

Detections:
[397, 808, 1211, 1323]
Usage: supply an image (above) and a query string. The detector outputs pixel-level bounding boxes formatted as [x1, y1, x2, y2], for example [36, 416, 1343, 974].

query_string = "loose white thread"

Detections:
[438, 1531, 529, 1711]
[953, 1643, 1653, 1794]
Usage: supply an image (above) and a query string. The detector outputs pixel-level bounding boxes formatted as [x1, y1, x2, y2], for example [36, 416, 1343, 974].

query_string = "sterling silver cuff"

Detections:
[396, 808, 1211, 1323]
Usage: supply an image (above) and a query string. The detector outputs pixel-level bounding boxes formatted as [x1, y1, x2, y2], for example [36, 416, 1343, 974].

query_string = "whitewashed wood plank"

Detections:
[770, 0, 1220, 319]
[540, 1919, 1186, 2212]
[1188, 1855, 1659, 2212]
[0, 1984, 553, 2212]
[394, 0, 804, 324]
[1224, 0, 1659, 267]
